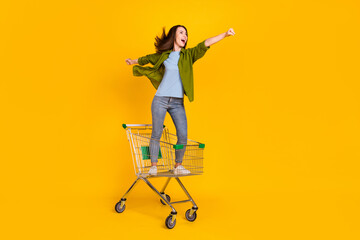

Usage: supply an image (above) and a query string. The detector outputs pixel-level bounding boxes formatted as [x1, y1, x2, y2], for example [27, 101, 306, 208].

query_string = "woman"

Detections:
[126, 25, 235, 175]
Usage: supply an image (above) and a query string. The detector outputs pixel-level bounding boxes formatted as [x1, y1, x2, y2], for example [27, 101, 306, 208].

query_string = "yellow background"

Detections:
[1, 0, 359, 239]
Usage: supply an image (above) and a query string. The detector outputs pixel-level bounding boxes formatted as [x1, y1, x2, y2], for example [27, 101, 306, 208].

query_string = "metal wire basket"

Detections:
[123, 124, 204, 177]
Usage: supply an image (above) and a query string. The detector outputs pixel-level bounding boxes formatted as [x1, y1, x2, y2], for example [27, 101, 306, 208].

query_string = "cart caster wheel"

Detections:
[185, 209, 197, 222]
[165, 215, 176, 229]
[115, 201, 126, 213]
[160, 194, 171, 205]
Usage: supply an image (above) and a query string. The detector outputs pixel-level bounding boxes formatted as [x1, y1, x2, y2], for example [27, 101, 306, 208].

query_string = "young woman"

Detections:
[126, 25, 235, 175]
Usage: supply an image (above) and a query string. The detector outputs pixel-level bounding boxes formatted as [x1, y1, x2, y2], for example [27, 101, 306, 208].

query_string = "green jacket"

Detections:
[133, 40, 210, 102]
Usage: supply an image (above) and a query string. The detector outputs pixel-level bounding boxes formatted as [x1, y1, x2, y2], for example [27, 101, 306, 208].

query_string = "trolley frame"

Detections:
[115, 124, 205, 229]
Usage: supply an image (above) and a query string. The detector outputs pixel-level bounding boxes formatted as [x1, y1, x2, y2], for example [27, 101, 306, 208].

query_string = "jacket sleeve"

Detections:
[138, 52, 161, 66]
[187, 40, 210, 63]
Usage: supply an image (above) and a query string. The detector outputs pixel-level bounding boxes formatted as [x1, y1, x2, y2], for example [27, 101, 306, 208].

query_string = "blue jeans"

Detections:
[150, 95, 187, 163]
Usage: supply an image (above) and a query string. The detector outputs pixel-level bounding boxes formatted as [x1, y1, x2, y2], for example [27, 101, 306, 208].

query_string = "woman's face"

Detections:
[174, 27, 188, 48]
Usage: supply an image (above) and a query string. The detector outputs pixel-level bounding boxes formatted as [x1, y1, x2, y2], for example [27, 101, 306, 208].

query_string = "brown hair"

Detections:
[154, 25, 188, 54]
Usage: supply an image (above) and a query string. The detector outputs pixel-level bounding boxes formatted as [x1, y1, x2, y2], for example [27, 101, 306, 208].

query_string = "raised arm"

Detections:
[187, 28, 236, 63]
[204, 28, 236, 47]
[125, 52, 161, 66]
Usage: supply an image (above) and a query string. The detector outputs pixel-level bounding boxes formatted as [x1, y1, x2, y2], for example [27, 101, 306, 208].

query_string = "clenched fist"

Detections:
[225, 28, 235, 37]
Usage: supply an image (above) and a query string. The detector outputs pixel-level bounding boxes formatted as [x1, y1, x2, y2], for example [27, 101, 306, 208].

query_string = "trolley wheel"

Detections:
[185, 209, 197, 222]
[115, 201, 126, 213]
[160, 194, 171, 205]
[165, 215, 176, 229]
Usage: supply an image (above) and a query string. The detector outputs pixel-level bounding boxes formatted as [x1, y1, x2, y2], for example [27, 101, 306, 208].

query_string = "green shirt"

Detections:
[133, 40, 210, 102]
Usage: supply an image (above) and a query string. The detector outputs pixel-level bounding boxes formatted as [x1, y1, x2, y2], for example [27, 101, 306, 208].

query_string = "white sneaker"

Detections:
[173, 165, 191, 175]
[148, 166, 157, 175]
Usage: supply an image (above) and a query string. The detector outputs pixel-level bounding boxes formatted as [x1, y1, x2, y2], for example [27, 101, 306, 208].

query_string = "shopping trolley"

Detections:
[115, 124, 205, 229]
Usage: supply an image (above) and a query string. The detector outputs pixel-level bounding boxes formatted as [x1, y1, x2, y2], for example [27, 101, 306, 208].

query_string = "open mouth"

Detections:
[181, 39, 186, 44]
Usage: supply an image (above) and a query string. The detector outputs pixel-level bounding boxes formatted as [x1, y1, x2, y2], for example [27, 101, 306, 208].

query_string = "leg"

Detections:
[150, 96, 168, 164]
[168, 98, 188, 165]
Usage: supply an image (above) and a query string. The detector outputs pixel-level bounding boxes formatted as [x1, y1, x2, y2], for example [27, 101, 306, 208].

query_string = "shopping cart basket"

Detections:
[115, 124, 205, 229]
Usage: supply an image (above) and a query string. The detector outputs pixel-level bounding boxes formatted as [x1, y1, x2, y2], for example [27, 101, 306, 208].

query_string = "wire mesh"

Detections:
[124, 124, 204, 177]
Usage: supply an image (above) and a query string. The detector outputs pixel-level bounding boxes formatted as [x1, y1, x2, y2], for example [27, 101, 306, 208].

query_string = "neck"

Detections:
[173, 44, 181, 52]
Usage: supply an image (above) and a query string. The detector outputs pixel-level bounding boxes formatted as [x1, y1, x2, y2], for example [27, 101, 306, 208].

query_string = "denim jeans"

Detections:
[149, 95, 187, 163]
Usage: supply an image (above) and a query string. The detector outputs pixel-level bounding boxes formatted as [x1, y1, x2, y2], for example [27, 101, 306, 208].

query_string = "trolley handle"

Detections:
[122, 123, 166, 129]
[123, 123, 205, 149]
[128, 132, 205, 149]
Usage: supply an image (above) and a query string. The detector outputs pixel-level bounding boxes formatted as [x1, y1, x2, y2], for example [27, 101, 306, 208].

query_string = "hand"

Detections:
[225, 28, 235, 37]
[125, 58, 133, 65]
